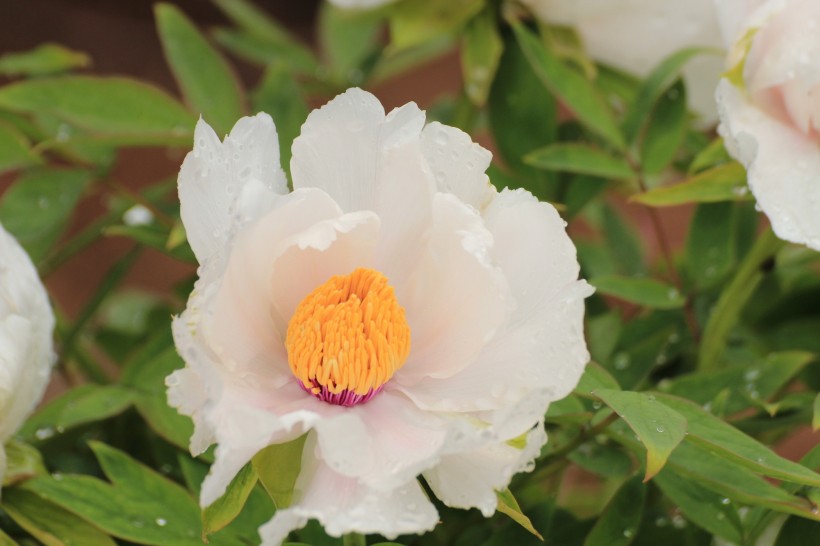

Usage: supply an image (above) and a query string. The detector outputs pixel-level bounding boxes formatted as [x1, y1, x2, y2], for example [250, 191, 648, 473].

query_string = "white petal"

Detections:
[717, 80, 820, 249]
[523, 0, 725, 123]
[425, 424, 546, 517]
[259, 440, 438, 545]
[420, 122, 494, 209]
[393, 193, 509, 385]
[179, 114, 287, 264]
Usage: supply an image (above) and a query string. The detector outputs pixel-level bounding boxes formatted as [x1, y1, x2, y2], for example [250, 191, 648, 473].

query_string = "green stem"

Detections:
[342, 533, 367, 546]
[698, 227, 785, 372]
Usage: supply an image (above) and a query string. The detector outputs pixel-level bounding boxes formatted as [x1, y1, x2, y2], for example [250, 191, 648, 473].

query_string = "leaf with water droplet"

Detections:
[594, 389, 687, 481]
[583, 475, 645, 546]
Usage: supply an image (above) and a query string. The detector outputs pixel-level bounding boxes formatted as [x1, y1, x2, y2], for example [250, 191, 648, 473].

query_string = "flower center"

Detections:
[285, 268, 410, 407]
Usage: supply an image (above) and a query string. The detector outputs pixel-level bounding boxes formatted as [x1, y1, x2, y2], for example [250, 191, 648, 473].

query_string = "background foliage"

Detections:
[0, 1, 818, 545]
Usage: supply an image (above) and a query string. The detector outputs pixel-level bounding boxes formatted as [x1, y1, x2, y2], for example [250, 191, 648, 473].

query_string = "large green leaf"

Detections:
[594, 390, 687, 480]
[512, 23, 624, 150]
[0, 122, 39, 174]
[0, 43, 90, 77]
[640, 79, 687, 175]
[461, 7, 503, 106]
[20, 385, 135, 443]
[202, 464, 258, 537]
[583, 475, 645, 546]
[155, 3, 245, 136]
[0, 168, 93, 264]
[656, 394, 820, 486]
[0, 76, 195, 145]
[253, 435, 307, 509]
[574, 361, 621, 397]
[23, 443, 241, 546]
[525, 143, 632, 179]
[2, 488, 116, 546]
[685, 202, 737, 289]
[632, 162, 749, 207]
[591, 275, 685, 310]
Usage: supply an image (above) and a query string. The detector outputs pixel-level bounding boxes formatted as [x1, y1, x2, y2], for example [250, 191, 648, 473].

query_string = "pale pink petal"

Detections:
[717, 80, 820, 249]
[420, 122, 494, 210]
[393, 193, 509, 385]
[259, 439, 438, 545]
[178, 114, 287, 264]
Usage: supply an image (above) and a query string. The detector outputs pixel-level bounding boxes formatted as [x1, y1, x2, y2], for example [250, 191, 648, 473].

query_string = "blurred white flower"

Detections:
[0, 222, 56, 482]
[521, 0, 725, 123]
[169, 88, 592, 544]
[716, 0, 820, 250]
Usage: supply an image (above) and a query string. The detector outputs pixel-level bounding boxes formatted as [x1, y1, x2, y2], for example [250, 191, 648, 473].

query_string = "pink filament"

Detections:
[298, 381, 384, 407]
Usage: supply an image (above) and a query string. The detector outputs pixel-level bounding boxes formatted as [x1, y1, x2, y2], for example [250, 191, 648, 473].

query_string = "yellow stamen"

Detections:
[285, 268, 410, 404]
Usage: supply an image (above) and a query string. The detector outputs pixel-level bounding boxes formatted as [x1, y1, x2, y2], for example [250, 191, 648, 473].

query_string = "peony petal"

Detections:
[420, 122, 494, 210]
[717, 80, 820, 249]
[424, 423, 546, 517]
[393, 193, 509, 385]
[259, 438, 438, 545]
[179, 114, 287, 264]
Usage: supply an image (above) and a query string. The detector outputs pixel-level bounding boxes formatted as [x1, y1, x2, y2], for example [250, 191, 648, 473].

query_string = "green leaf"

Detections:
[121, 348, 193, 450]
[685, 202, 737, 290]
[525, 143, 632, 179]
[689, 137, 731, 174]
[0, 168, 93, 264]
[0, 122, 39, 174]
[104, 224, 197, 264]
[319, 3, 383, 85]
[655, 394, 820, 487]
[632, 162, 749, 207]
[583, 475, 645, 546]
[203, 464, 258, 537]
[775, 516, 820, 546]
[211, 28, 319, 75]
[814, 392, 820, 431]
[640, 79, 687, 175]
[0, 76, 195, 145]
[251, 63, 309, 177]
[569, 442, 633, 478]
[623, 47, 717, 142]
[23, 442, 242, 546]
[654, 467, 744, 543]
[591, 275, 685, 309]
[0, 43, 90, 77]
[488, 28, 557, 194]
[496, 488, 543, 540]
[2, 440, 47, 486]
[594, 390, 687, 480]
[574, 361, 621, 397]
[388, 0, 484, 51]
[2, 488, 116, 546]
[512, 23, 624, 150]
[253, 434, 308, 509]
[0, 528, 19, 546]
[461, 8, 503, 106]
[155, 4, 245, 137]
[20, 385, 135, 442]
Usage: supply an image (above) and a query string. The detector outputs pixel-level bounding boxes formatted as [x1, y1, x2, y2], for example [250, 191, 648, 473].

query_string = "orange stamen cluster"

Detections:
[285, 268, 411, 406]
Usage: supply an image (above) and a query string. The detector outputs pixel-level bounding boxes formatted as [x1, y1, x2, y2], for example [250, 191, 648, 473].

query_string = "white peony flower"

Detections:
[521, 0, 725, 123]
[0, 222, 56, 483]
[169, 88, 592, 544]
[715, 0, 820, 250]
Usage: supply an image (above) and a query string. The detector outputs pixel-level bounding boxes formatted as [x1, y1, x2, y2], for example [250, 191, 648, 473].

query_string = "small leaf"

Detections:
[632, 162, 749, 207]
[461, 8, 503, 106]
[583, 475, 645, 546]
[155, 3, 245, 136]
[654, 467, 744, 543]
[593, 390, 687, 480]
[389, 0, 484, 51]
[253, 435, 308, 509]
[211, 28, 319, 74]
[2, 488, 117, 546]
[591, 275, 685, 310]
[512, 23, 624, 150]
[0, 168, 93, 264]
[574, 361, 621, 397]
[0, 43, 90, 77]
[0, 122, 39, 174]
[2, 440, 47, 486]
[689, 137, 731, 174]
[0, 76, 195, 145]
[319, 3, 383, 85]
[640, 79, 688, 174]
[203, 464, 258, 537]
[496, 488, 543, 540]
[525, 143, 632, 179]
[104, 224, 197, 264]
[20, 385, 135, 443]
